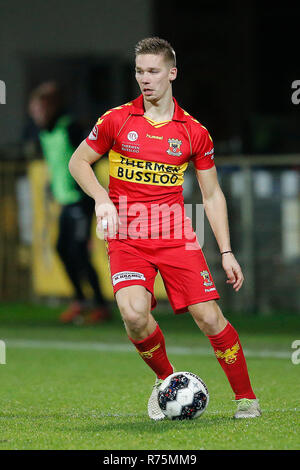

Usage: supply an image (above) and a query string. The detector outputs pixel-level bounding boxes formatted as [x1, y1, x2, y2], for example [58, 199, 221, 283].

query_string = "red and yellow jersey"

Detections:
[85, 95, 215, 239]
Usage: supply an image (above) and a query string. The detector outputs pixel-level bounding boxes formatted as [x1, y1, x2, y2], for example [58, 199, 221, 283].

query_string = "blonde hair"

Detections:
[135, 37, 176, 67]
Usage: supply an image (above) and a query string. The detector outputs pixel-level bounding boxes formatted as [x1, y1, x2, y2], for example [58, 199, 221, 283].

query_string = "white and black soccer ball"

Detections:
[158, 371, 209, 420]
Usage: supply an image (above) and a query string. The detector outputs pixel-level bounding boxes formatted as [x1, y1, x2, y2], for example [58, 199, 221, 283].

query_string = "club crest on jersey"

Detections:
[167, 138, 182, 156]
[200, 270, 213, 287]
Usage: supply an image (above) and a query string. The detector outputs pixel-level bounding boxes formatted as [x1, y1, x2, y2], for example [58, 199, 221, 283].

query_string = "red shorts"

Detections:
[107, 238, 220, 314]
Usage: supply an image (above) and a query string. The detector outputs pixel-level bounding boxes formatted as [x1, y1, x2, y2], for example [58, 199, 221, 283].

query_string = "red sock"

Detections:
[129, 323, 173, 379]
[207, 322, 256, 400]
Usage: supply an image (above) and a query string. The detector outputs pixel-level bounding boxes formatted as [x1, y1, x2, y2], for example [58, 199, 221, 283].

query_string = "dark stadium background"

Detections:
[0, 0, 299, 312]
[1, 0, 299, 152]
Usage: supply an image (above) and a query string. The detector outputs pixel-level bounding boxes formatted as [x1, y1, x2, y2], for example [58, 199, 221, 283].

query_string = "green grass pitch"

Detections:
[0, 302, 299, 450]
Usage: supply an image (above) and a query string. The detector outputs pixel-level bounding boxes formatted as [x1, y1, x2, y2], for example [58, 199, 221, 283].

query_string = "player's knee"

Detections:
[117, 295, 149, 334]
[189, 300, 221, 332]
[122, 310, 148, 336]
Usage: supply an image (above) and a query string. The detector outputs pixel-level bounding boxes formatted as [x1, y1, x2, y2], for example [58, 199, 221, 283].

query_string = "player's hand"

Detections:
[222, 253, 244, 292]
[95, 199, 119, 239]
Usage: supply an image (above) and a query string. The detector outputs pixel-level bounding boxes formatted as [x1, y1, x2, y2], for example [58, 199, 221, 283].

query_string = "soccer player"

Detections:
[69, 37, 261, 419]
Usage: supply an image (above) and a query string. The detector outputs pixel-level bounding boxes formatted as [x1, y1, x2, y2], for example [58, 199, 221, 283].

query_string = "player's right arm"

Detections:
[69, 140, 119, 238]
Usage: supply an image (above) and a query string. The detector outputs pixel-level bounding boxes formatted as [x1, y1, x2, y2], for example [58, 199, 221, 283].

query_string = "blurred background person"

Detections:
[25, 81, 111, 324]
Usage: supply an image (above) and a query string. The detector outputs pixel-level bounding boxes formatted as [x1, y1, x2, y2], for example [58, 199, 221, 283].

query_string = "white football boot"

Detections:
[234, 398, 262, 419]
[148, 377, 165, 421]
[148, 366, 175, 421]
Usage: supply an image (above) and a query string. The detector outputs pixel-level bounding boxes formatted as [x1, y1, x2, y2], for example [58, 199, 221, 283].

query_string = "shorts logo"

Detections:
[200, 270, 213, 287]
[112, 271, 146, 285]
[167, 138, 182, 157]
[89, 125, 98, 140]
[127, 131, 138, 142]
[215, 343, 240, 364]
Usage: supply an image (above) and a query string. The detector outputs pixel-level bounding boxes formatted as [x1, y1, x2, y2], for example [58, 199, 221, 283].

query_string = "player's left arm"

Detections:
[196, 166, 244, 292]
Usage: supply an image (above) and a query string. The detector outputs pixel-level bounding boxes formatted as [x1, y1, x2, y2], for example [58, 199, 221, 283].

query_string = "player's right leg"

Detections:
[116, 285, 156, 341]
[108, 240, 174, 419]
[115, 285, 173, 382]
[115, 285, 173, 420]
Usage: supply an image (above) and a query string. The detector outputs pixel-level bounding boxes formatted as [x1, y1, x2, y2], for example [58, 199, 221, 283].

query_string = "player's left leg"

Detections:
[188, 300, 261, 418]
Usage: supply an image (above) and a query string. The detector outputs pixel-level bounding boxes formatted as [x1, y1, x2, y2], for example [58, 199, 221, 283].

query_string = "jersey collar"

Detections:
[131, 95, 187, 122]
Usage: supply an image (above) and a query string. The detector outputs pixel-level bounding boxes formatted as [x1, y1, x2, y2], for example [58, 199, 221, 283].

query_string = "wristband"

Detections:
[221, 250, 232, 255]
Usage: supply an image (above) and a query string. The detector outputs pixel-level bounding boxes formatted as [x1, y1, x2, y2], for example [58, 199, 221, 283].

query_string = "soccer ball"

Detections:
[158, 371, 209, 420]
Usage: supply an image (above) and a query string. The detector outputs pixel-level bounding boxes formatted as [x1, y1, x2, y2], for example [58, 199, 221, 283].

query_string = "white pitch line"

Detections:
[4, 339, 291, 359]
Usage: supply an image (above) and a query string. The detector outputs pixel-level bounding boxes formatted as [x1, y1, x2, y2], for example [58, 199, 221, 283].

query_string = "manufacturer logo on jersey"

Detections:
[89, 125, 98, 140]
[200, 270, 213, 287]
[127, 131, 139, 142]
[146, 133, 163, 140]
[167, 138, 182, 156]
